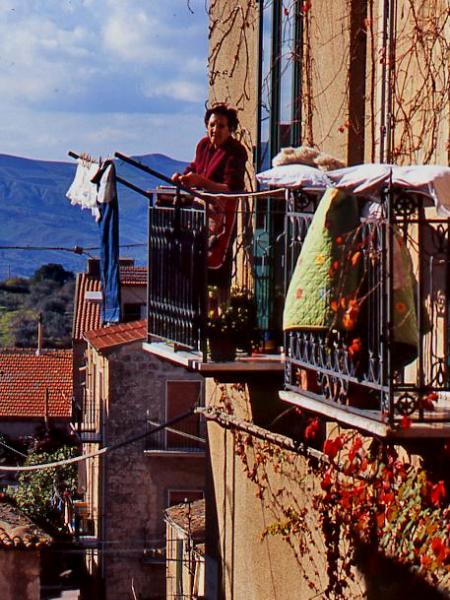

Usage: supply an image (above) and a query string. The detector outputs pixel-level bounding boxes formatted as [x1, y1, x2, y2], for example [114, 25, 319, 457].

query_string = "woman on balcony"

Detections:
[171, 104, 247, 301]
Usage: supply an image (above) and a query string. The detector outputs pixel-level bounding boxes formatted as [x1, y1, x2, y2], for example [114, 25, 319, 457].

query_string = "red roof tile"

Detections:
[120, 266, 147, 286]
[84, 320, 147, 352]
[0, 501, 52, 549]
[73, 266, 147, 341]
[165, 499, 205, 543]
[0, 349, 72, 418]
[73, 274, 102, 341]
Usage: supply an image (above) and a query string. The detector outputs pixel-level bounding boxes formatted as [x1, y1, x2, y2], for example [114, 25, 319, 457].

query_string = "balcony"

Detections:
[144, 414, 206, 456]
[76, 388, 102, 443]
[144, 188, 285, 374]
[281, 187, 450, 438]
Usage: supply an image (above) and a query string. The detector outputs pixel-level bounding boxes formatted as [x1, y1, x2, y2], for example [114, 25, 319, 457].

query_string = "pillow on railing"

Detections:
[393, 165, 450, 217]
[256, 164, 330, 189]
[326, 164, 393, 197]
[327, 164, 450, 215]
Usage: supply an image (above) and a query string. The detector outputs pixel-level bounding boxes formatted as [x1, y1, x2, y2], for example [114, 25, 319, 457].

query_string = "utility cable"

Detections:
[0, 409, 195, 472]
[0, 439, 27, 458]
[0, 243, 145, 253]
[146, 420, 206, 445]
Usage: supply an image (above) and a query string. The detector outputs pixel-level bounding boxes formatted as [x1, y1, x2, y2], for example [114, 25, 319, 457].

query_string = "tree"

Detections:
[31, 264, 74, 286]
[14, 444, 78, 532]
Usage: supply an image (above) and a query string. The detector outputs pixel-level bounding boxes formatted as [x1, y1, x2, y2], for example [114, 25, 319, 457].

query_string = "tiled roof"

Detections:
[73, 273, 102, 341]
[84, 320, 147, 352]
[0, 349, 72, 418]
[120, 266, 147, 286]
[72, 266, 147, 341]
[165, 499, 205, 543]
[0, 501, 52, 549]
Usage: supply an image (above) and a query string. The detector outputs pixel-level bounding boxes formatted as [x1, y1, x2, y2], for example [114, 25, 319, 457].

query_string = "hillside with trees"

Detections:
[0, 263, 75, 348]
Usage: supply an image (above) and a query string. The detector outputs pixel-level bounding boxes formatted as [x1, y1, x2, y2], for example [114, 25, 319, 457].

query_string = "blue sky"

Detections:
[0, 0, 208, 161]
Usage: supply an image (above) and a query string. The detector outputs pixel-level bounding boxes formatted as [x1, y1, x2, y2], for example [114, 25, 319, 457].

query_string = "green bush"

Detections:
[14, 444, 78, 532]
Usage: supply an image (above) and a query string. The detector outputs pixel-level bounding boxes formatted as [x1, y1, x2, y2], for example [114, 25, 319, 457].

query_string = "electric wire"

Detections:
[0, 409, 196, 472]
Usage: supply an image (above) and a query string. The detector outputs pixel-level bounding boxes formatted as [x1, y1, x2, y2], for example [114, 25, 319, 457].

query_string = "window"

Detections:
[122, 302, 145, 322]
[257, 0, 303, 172]
[166, 381, 204, 451]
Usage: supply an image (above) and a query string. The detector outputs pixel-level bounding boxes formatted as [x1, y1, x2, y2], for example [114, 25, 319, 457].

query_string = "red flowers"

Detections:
[323, 436, 343, 459]
[400, 415, 412, 429]
[348, 337, 362, 358]
[304, 417, 320, 440]
[301, 0, 312, 14]
[351, 251, 362, 267]
[342, 300, 360, 331]
[430, 481, 446, 507]
[430, 537, 448, 563]
[321, 469, 333, 490]
[422, 391, 438, 411]
[348, 436, 363, 462]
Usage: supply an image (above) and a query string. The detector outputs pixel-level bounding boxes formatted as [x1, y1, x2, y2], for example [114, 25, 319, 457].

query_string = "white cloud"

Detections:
[0, 107, 205, 162]
[143, 80, 205, 103]
[0, 0, 208, 160]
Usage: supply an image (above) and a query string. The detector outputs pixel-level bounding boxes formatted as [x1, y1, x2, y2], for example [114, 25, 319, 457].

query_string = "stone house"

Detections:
[0, 499, 52, 600]
[79, 319, 205, 600]
[72, 256, 147, 417]
[165, 499, 205, 600]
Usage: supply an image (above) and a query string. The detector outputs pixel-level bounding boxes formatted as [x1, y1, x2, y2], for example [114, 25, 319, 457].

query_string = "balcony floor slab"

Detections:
[144, 450, 206, 458]
[143, 341, 284, 373]
[280, 390, 450, 439]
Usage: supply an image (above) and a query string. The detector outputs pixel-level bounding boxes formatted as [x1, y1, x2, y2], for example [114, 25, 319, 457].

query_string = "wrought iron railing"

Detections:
[145, 414, 206, 453]
[284, 187, 450, 427]
[148, 194, 208, 357]
[77, 387, 101, 438]
[147, 190, 286, 359]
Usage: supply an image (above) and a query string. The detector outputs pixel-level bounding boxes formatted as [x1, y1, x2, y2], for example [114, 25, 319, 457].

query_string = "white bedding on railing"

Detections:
[256, 163, 450, 215]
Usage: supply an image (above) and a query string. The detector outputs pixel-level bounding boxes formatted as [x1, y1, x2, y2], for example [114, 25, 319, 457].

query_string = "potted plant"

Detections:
[207, 287, 259, 361]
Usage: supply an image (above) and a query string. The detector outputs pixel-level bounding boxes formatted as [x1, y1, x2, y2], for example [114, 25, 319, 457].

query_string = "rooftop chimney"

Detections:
[36, 313, 43, 356]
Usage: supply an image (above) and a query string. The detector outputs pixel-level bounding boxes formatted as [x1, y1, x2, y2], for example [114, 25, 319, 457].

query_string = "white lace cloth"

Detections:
[66, 160, 115, 221]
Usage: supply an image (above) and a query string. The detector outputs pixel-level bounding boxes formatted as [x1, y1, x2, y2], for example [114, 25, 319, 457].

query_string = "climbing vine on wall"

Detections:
[213, 379, 450, 597]
[209, 0, 449, 164]
[234, 424, 450, 596]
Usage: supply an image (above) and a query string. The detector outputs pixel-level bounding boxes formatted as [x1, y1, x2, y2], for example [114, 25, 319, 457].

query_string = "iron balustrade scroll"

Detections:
[284, 187, 450, 427]
[147, 190, 208, 359]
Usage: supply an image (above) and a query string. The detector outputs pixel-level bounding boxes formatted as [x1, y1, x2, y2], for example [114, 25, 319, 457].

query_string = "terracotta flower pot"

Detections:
[209, 335, 236, 362]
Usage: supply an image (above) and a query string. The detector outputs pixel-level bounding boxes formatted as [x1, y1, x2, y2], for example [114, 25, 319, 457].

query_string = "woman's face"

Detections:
[207, 113, 231, 148]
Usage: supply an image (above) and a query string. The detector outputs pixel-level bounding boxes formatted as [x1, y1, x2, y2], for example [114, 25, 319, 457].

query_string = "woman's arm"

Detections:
[180, 171, 229, 193]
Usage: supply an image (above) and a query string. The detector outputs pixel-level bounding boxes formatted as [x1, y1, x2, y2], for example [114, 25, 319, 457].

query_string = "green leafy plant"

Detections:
[14, 444, 78, 533]
[208, 287, 259, 352]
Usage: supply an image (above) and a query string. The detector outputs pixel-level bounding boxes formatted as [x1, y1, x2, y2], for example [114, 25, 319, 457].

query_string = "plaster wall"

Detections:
[208, 0, 258, 178]
[204, 378, 367, 600]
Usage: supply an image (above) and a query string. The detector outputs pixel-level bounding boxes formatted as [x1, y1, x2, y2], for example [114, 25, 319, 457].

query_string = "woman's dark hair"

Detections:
[204, 104, 239, 133]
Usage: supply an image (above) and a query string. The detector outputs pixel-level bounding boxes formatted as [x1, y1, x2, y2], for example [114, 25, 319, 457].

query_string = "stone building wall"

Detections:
[100, 343, 205, 600]
[0, 551, 40, 600]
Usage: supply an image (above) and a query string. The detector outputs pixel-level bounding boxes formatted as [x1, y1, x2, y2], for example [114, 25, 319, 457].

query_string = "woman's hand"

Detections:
[180, 172, 204, 188]
[180, 172, 229, 193]
[171, 172, 182, 182]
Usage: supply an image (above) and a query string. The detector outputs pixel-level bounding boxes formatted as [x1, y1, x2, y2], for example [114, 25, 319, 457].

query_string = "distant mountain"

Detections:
[0, 152, 188, 277]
